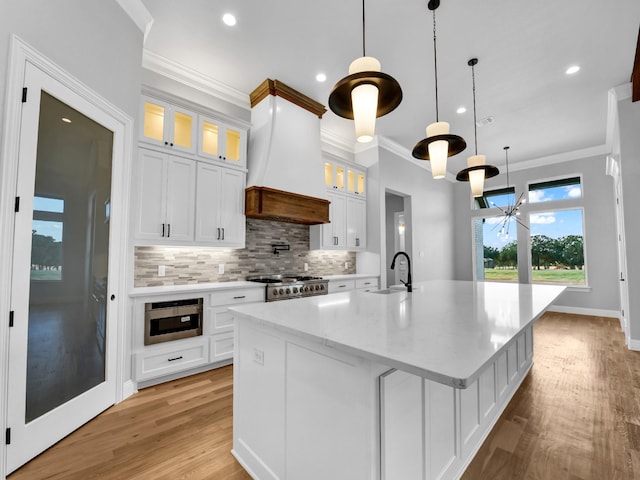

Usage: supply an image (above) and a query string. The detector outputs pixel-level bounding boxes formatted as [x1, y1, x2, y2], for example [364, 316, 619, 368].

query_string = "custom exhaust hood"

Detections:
[245, 79, 330, 225]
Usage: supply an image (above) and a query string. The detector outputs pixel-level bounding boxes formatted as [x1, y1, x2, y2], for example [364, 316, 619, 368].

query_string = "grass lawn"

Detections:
[483, 268, 585, 284]
[30, 269, 62, 281]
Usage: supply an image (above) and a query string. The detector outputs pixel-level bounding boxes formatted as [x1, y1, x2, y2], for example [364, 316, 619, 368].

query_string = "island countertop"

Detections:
[230, 280, 565, 388]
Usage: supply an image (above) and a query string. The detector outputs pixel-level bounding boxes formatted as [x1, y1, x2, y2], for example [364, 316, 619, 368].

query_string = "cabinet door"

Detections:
[140, 96, 196, 154]
[165, 156, 196, 241]
[195, 162, 222, 243]
[199, 116, 247, 167]
[346, 197, 366, 250]
[346, 167, 366, 197]
[218, 168, 245, 247]
[136, 149, 168, 239]
[323, 160, 346, 192]
[331, 194, 346, 248]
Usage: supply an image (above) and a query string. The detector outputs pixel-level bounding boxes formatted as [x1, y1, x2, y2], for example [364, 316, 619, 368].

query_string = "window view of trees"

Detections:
[31, 196, 64, 281]
[31, 227, 62, 280]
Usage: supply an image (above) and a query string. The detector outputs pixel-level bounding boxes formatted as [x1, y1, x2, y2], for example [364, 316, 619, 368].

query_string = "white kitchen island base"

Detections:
[231, 281, 564, 480]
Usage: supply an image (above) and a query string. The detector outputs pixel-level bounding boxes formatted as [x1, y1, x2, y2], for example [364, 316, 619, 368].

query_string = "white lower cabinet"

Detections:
[135, 338, 209, 382]
[328, 279, 355, 293]
[132, 286, 264, 385]
[356, 276, 378, 291]
[380, 325, 534, 480]
[328, 277, 379, 294]
[208, 286, 264, 363]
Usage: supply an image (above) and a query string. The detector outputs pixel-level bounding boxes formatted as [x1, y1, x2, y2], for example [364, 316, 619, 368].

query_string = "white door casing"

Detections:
[0, 37, 132, 477]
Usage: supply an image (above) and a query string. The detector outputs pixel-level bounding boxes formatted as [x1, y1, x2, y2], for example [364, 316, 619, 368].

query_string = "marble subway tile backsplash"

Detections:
[134, 219, 356, 287]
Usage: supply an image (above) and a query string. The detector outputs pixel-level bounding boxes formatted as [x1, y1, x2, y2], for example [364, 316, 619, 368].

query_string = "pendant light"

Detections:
[493, 146, 528, 239]
[456, 58, 499, 196]
[328, 0, 402, 143]
[412, 0, 466, 179]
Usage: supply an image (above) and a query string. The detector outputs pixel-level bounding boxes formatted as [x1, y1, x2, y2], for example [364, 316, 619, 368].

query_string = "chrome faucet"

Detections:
[390, 251, 412, 292]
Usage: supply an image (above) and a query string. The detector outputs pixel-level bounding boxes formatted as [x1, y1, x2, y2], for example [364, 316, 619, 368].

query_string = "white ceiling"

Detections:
[140, 0, 640, 172]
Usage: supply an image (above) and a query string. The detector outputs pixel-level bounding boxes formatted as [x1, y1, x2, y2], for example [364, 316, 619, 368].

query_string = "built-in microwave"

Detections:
[144, 298, 203, 345]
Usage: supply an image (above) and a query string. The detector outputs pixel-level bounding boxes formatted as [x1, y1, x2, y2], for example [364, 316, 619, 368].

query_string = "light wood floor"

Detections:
[9, 312, 640, 479]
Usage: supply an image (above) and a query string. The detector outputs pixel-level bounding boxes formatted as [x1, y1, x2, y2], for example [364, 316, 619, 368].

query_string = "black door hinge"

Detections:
[22, 87, 27, 103]
[5, 427, 10, 445]
[14, 196, 20, 213]
[9, 311, 14, 327]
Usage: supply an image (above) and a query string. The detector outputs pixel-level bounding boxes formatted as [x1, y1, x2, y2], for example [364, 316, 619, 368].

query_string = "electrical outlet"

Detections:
[158, 265, 166, 277]
[304, 263, 308, 272]
[253, 348, 264, 365]
[345, 262, 350, 269]
[218, 263, 225, 274]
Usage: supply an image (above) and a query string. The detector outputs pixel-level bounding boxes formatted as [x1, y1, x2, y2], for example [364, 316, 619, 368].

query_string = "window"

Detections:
[529, 208, 586, 285]
[31, 196, 64, 281]
[474, 186, 515, 210]
[528, 176, 581, 203]
[474, 216, 518, 282]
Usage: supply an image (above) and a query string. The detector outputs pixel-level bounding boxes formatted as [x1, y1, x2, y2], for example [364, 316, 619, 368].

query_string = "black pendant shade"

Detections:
[412, 134, 466, 160]
[456, 164, 500, 182]
[328, 71, 402, 120]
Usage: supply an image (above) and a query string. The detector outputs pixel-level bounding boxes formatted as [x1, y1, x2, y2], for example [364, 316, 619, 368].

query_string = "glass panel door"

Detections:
[26, 91, 112, 421]
[7, 61, 119, 473]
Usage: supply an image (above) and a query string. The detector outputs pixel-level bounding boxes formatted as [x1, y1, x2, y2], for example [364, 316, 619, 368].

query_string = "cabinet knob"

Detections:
[110, 294, 116, 301]
[164, 141, 168, 146]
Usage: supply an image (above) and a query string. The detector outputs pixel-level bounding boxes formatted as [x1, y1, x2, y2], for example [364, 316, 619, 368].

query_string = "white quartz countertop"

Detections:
[129, 281, 263, 297]
[230, 280, 565, 388]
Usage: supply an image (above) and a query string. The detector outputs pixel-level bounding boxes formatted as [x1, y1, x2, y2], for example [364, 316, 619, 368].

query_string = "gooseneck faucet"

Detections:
[390, 251, 412, 292]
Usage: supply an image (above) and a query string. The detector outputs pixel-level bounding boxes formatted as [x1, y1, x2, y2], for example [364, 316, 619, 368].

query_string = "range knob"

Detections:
[319, 284, 325, 290]
[279, 288, 285, 295]
[293, 287, 299, 294]
[285, 288, 291, 294]
[272, 288, 279, 296]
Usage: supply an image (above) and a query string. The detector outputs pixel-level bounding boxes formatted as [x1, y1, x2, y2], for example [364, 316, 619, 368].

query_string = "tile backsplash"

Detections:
[134, 219, 356, 287]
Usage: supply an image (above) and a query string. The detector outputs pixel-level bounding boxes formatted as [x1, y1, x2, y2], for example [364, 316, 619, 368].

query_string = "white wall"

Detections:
[453, 155, 619, 313]
[360, 143, 456, 287]
[617, 96, 640, 342]
[0, 3, 143, 475]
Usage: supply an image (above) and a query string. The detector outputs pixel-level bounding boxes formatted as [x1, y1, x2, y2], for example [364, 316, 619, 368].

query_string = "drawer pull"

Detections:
[338, 284, 346, 288]
[363, 282, 371, 285]
[167, 356, 183, 362]
[233, 295, 246, 299]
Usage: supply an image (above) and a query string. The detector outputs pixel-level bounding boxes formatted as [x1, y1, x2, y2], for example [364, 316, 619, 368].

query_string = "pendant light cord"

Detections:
[432, 9, 439, 121]
[362, 0, 366, 57]
[504, 146, 510, 188]
[471, 64, 478, 155]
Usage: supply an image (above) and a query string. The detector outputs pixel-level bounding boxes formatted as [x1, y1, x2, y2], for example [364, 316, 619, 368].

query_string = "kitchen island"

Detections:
[230, 280, 565, 480]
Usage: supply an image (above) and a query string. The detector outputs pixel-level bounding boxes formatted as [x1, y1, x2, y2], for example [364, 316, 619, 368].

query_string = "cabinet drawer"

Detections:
[328, 279, 355, 294]
[210, 332, 234, 362]
[135, 339, 209, 381]
[210, 287, 264, 306]
[356, 278, 378, 290]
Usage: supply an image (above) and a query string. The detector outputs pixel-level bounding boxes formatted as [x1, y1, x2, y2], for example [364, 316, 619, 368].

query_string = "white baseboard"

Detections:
[627, 339, 640, 351]
[546, 305, 620, 319]
[121, 380, 137, 402]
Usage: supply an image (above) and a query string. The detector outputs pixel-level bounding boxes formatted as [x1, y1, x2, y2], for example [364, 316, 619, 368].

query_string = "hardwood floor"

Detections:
[463, 312, 640, 479]
[9, 312, 640, 479]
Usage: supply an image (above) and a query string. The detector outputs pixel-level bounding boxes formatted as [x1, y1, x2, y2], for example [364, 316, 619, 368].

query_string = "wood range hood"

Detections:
[245, 79, 330, 225]
[245, 186, 329, 225]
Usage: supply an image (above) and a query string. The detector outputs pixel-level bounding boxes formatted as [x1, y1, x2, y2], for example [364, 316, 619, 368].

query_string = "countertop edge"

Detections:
[129, 281, 263, 297]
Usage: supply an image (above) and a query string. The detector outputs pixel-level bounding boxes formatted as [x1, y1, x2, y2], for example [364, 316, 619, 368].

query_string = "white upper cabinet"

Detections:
[195, 163, 245, 248]
[324, 159, 366, 198]
[346, 197, 366, 250]
[135, 148, 196, 242]
[198, 116, 247, 168]
[140, 96, 197, 154]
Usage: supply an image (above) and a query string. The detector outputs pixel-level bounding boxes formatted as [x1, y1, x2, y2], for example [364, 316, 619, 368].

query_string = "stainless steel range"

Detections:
[247, 275, 328, 302]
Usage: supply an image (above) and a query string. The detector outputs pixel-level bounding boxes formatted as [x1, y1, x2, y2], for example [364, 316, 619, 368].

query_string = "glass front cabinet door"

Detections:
[324, 160, 345, 192]
[198, 116, 247, 167]
[141, 96, 197, 154]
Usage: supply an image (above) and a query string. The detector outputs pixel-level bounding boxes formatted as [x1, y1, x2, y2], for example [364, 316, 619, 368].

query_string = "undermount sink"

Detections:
[369, 287, 406, 295]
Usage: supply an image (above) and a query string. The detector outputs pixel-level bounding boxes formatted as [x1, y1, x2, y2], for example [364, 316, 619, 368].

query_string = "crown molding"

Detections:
[321, 129, 355, 155]
[142, 49, 250, 110]
[611, 82, 632, 101]
[375, 136, 460, 180]
[508, 143, 610, 173]
[115, 0, 153, 42]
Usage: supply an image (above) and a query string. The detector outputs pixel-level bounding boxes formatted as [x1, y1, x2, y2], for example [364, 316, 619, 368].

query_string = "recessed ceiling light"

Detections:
[456, 106, 466, 114]
[61, 117, 71, 123]
[565, 65, 580, 75]
[222, 13, 236, 26]
[316, 73, 327, 82]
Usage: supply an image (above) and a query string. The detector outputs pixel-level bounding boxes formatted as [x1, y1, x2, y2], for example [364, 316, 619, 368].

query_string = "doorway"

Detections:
[2, 41, 129, 475]
[385, 191, 412, 288]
